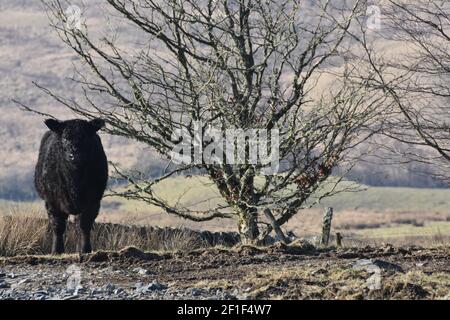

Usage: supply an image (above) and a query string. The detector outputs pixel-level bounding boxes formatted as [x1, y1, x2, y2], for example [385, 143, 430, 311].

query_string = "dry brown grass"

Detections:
[189, 264, 450, 300]
[0, 215, 48, 256]
[0, 215, 211, 257]
[1, 200, 449, 252]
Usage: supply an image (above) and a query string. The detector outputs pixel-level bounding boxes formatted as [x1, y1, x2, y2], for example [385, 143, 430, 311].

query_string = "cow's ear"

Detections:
[45, 119, 64, 134]
[89, 118, 105, 132]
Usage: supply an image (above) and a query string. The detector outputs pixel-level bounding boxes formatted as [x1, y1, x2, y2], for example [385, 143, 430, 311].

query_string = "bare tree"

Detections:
[25, 0, 385, 243]
[352, 0, 450, 183]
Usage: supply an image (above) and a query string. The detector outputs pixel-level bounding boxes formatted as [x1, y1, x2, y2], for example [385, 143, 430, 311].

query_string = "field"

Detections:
[1, 179, 449, 300]
[0, 0, 449, 301]
[2, 176, 449, 248]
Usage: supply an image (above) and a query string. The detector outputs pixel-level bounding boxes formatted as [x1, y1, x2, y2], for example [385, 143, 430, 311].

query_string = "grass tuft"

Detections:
[0, 215, 213, 257]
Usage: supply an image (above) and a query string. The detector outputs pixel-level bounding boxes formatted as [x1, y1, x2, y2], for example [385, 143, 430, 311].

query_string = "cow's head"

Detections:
[45, 118, 105, 166]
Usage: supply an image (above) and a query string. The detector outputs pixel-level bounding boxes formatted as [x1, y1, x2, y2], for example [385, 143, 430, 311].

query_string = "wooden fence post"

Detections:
[336, 232, 343, 247]
[321, 207, 333, 246]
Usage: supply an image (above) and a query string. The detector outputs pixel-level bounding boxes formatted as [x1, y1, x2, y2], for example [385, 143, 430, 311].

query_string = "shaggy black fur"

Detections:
[35, 118, 108, 254]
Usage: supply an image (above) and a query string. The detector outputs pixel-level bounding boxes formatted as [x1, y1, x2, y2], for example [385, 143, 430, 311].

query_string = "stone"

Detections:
[34, 290, 49, 296]
[191, 288, 202, 296]
[133, 267, 149, 275]
[372, 259, 404, 273]
[146, 280, 167, 291]
[17, 278, 30, 285]
[223, 292, 237, 300]
[104, 283, 116, 292]
[353, 259, 374, 270]
[135, 280, 167, 294]
[114, 288, 124, 295]
[353, 259, 403, 273]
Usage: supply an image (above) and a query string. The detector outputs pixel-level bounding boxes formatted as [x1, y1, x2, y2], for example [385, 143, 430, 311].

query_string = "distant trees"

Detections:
[28, 0, 389, 243]
[354, 0, 450, 183]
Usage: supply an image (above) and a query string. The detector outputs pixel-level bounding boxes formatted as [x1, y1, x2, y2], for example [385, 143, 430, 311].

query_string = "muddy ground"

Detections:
[0, 243, 448, 300]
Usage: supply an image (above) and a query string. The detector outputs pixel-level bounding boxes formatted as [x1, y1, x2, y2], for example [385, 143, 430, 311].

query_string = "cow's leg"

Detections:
[46, 203, 67, 254]
[77, 204, 99, 253]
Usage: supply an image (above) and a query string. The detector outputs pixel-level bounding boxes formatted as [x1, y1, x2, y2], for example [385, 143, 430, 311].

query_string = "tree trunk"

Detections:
[238, 210, 259, 245]
[264, 208, 289, 244]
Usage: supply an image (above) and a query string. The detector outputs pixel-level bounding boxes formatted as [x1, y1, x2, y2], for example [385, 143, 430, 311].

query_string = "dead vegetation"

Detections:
[1, 243, 448, 300]
[0, 215, 241, 257]
[0, 206, 448, 257]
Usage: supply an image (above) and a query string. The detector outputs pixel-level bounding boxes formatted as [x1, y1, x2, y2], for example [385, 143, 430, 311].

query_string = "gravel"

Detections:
[0, 246, 446, 300]
[0, 265, 239, 300]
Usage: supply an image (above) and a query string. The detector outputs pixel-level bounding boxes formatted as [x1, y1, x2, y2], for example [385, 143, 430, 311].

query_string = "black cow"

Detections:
[35, 118, 108, 254]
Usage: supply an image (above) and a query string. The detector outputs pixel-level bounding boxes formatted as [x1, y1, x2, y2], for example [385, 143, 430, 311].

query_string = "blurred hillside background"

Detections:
[0, 0, 449, 246]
